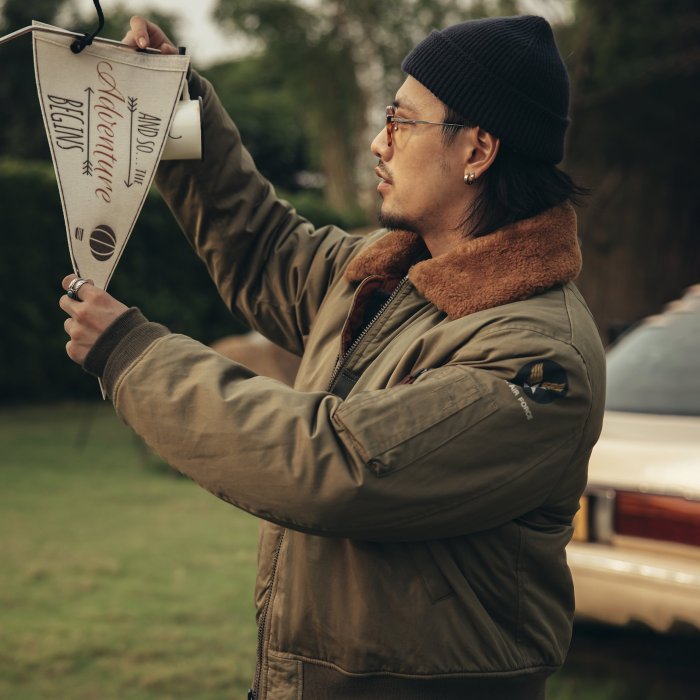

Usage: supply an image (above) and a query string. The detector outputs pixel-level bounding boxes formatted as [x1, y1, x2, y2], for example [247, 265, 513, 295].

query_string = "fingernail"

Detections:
[138, 36, 147, 48]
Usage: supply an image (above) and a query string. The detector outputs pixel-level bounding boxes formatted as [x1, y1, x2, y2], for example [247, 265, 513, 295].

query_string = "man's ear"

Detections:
[464, 128, 500, 180]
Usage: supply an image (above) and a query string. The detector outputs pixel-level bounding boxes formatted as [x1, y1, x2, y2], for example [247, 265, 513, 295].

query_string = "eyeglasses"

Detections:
[385, 105, 466, 147]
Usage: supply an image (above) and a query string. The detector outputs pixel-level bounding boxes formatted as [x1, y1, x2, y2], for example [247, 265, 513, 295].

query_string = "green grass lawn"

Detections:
[0, 403, 258, 700]
[2, 403, 698, 700]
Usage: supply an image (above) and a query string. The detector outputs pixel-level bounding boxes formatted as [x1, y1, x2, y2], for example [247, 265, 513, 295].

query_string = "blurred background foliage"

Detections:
[0, 0, 698, 401]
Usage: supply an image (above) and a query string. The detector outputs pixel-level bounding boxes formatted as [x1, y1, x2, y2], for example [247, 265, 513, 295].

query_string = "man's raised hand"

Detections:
[122, 16, 176, 54]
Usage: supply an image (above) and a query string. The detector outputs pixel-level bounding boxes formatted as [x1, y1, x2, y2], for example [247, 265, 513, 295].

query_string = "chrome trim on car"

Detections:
[568, 546, 700, 587]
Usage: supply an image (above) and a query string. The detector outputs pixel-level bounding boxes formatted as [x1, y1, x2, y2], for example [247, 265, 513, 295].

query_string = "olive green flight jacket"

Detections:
[99, 72, 606, 700]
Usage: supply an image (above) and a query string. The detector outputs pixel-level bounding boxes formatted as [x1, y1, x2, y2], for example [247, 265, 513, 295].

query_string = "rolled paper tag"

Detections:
[162, 97, 203, 160]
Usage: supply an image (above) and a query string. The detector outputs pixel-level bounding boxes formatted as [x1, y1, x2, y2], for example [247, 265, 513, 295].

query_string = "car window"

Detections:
[605, 304, 700, 416]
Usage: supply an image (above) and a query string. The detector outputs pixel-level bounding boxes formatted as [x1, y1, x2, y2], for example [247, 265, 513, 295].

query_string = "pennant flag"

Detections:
[32, 22, 190, 289]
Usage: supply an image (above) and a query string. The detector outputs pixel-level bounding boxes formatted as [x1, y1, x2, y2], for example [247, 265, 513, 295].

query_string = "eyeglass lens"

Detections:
[385, 106, 394, 146]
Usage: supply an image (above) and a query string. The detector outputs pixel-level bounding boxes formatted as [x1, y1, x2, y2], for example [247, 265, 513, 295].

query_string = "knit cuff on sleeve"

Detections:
[83, 308, 170, 393]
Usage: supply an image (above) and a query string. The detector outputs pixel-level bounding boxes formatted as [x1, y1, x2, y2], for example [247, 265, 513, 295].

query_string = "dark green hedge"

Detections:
[0, 159, 361, 403]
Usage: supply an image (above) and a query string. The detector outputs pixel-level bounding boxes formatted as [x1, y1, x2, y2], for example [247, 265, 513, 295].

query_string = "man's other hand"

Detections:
[59, 275, 129, 366]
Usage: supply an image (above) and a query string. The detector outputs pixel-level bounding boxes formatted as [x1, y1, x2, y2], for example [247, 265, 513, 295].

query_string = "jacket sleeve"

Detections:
[154, 71, 365, 356]
[110, 327, 596, 542]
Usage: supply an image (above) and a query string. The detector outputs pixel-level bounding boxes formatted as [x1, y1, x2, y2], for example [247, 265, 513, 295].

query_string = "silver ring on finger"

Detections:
[67, 277, 89, 301]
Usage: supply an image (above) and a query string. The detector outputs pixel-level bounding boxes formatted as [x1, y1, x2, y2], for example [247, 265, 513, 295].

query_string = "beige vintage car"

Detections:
[567, 285, 700, 633]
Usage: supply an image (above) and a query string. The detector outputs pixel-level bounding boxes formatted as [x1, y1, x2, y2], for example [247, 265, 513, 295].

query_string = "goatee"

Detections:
[377, 211, 420, 235]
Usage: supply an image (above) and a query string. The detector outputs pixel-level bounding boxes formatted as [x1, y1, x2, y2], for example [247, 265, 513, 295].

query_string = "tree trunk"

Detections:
[567, 76, 700, 343]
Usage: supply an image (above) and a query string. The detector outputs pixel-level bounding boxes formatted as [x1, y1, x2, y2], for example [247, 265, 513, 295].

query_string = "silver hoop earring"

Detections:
[464, 172, 476, 185]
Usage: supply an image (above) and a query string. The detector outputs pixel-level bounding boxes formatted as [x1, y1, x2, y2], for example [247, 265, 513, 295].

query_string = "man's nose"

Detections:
[370, 127, 391, 160]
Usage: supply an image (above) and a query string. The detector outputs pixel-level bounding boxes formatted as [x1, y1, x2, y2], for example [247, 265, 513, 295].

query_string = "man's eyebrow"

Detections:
[393, 97, 418, 114]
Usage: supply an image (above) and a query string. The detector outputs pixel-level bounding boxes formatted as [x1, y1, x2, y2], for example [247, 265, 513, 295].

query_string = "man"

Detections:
[60, 14, 605, 700]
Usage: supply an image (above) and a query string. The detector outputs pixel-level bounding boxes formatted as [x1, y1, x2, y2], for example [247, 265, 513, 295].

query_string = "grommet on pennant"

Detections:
[70, 0, 105, 54]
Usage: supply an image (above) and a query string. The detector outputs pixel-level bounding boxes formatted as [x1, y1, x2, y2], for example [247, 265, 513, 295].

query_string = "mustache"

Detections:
[375, 161, 392, 183]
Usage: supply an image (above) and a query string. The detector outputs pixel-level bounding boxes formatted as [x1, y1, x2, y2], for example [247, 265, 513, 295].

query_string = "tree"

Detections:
[213, 0, 699, 333]
[0, 0, 70, 159]
[202, 56, 311, 192]
[214, 0, 366, 212]
[211, 1, 447, 212]
[563, 0, 700, 338]
[213, 0, 568, 213]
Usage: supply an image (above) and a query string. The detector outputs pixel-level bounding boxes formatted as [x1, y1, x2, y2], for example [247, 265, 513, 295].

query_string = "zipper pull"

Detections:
[247, 689, 256, 700]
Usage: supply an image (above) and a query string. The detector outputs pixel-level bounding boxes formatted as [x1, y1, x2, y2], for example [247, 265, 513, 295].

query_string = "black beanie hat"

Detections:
[402, 15, 570, 164]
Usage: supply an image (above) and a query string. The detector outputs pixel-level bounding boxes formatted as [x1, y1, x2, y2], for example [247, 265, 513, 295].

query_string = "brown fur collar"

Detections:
[345, 204, 581, 319]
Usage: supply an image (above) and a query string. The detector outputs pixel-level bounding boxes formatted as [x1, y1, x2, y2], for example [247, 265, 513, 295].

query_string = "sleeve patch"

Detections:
[512, 360, 569, 404]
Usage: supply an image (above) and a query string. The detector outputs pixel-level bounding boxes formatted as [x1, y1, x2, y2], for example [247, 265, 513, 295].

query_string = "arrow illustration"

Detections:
[124, 96, 138, 188]
[82, 87, 94, 176]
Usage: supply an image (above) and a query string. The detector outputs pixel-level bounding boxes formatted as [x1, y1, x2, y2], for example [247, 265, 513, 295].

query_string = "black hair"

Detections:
[442, 107, 589, 238]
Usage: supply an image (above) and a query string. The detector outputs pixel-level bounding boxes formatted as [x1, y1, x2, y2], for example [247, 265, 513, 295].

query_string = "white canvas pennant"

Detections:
[32, 22, 190, 289]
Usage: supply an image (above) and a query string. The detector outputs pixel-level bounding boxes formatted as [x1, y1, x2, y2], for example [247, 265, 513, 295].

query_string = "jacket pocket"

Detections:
[265, 651, 302, 700]
[334, 365, 497, 478]
[409, 542, 454, 603]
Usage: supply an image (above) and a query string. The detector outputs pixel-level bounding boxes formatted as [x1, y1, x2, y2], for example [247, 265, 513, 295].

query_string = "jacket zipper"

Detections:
[327, 276, 409, 392]
[249, 277, 408, 699]
[248, 530, 286, 700]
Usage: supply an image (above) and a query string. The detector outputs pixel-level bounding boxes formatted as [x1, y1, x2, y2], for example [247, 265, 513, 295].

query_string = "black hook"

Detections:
[70, 0, 105, 54]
